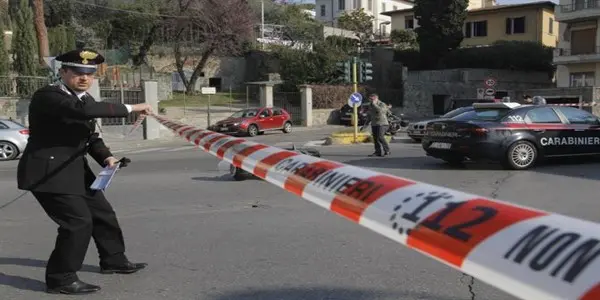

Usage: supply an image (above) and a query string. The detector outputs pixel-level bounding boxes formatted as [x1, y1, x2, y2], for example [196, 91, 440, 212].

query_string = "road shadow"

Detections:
[340, 155, 600, 180]
[0, 272, 45, 292]
[207, 287, 465, 300]
[0, 257, 98, 273]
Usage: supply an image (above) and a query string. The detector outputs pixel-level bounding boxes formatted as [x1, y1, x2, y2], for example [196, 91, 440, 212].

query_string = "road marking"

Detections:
[163, 146, 196, 152]
[126, 147, 172, 154]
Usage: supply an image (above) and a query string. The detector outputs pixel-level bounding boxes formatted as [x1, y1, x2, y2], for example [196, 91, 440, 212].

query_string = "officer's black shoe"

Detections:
[100, 261, 148, 274]
[46, 280, 101, 295]
[369, 152, 383, 157]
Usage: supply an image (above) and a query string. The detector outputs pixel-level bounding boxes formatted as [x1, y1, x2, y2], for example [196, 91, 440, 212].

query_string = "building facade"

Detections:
[554, 0, 600, 88]
[383, 0, 558, 48]
[315, 0, 413, 36]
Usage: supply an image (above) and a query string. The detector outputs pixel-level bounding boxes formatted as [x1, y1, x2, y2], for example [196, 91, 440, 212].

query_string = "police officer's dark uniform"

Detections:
[16, 49, 147, 295]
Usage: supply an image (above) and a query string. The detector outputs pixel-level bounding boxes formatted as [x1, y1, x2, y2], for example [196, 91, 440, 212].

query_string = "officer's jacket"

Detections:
[17, 84, 129, 195]
[368, 100, 390, 126]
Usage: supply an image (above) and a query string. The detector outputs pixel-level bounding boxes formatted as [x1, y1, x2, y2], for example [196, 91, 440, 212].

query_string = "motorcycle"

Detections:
[222, 143, 322, 181]
[360, 112, 409, 135]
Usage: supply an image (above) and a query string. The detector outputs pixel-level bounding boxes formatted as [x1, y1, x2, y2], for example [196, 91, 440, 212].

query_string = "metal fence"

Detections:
[0, 76, 53, 98]
[99, 87, 145, 125]
[274, 91, 302, 125]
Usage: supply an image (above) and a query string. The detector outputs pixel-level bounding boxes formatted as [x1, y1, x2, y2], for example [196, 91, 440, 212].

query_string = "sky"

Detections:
[288, 0, 559, 5]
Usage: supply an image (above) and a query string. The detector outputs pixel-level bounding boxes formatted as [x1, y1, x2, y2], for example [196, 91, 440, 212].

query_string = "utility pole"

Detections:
[352, 56, 358, 143]
[261, 0, 265, 50]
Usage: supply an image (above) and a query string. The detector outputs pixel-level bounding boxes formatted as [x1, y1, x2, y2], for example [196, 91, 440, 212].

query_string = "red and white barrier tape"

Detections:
[125, 113, 147, 137]
[149, 113, 600, 300]
[548, 103, 598, 107]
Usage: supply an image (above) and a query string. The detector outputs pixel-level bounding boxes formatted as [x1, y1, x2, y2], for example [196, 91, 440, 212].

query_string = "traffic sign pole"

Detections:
[352, 57, 359, 143]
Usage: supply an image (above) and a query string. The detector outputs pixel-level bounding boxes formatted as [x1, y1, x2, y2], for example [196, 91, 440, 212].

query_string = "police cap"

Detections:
[55, 49, 105, 74]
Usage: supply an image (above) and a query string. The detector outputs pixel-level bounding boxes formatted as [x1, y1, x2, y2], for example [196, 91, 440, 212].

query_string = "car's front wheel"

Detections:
[247, 124, 259, 137]
[502, 140, 538, 170]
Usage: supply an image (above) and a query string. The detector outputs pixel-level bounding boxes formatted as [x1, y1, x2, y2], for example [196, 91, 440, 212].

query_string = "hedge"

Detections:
[394, 40, 555, 74]
[311, 84, 371, 109]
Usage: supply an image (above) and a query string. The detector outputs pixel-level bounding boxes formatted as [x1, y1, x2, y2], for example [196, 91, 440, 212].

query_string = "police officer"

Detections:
[16, 49, 152, 295]
[367, 93, 392, 157]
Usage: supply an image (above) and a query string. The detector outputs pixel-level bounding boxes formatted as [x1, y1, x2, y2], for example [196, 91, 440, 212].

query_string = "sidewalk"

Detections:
[103, 124, 347, 152]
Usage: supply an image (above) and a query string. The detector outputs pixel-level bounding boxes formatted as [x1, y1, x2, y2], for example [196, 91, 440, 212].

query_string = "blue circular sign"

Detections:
[349, 92, 362, 103]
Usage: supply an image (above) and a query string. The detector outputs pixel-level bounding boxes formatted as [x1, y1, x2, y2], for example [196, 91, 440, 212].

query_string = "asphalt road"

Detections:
[1, 138, 599, 300]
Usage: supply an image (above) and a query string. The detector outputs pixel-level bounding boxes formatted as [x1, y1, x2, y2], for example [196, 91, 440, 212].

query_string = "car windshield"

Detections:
[442, 107, 472, 118]
[0, 119, 26, 128]
[230, 109, 259, 118]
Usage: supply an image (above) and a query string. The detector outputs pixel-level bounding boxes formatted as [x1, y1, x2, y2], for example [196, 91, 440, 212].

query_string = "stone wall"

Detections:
[147, 53, 247, 92]
[401, 68, 555, 117]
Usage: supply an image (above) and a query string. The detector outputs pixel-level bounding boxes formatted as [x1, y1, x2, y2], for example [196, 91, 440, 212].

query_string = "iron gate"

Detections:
[100, 87, 144, 125]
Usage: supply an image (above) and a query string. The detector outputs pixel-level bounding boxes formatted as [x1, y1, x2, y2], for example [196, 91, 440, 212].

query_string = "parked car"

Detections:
[339, 101, 371, 126]
[422, 102, 600, 170]
[207, 107, 293, 137]
[0, 118, 29, 161]
[407, 106, 476, 142]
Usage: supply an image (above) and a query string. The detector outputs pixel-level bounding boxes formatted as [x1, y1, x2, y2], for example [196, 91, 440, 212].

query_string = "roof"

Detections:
[381, 1, 555, 16]
[473, 102, 522, 109]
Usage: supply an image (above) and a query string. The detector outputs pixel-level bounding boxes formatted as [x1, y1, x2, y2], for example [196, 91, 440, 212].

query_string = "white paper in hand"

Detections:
[90, 162, 121, 191]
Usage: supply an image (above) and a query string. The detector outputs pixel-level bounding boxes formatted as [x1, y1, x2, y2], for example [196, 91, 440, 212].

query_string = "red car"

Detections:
[207, 106, 293, 137]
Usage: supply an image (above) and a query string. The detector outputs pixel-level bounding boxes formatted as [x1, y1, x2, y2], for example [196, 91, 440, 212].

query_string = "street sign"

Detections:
[201, 87, 216, 94]
[348, 92, 362, 107]
[484, 88, 495, 96]
[484, 77, 496, 87]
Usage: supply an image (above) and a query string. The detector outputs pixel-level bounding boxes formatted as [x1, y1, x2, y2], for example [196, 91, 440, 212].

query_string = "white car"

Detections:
[407, 107, 475, 142]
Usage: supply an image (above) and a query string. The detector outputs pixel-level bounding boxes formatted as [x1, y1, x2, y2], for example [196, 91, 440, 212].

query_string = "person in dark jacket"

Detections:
[367, 93, 392, 157]
[16, 49, 152, 295]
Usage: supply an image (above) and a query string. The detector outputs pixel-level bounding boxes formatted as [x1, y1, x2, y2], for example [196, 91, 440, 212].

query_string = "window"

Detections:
[549, 18, 554, 34]
[368, 0, 372, 10]
[556, 107, 599, 125]
[0, 122, 7, 129]
[571, 28, 597, 55]
[320, 5, 326, 16]
[272, 108, 283, 116]
[525, 107, 562, 123]
[405, 16, 414, 29]
[259, 109, 271, 117]
[506, 17, 526, 34]
[465, 21, 487, 38]
[338, 0, 345, 10]
[570, 72, 595, 87]
[468, 108, 511, 121]
[442, 107, 473, 119]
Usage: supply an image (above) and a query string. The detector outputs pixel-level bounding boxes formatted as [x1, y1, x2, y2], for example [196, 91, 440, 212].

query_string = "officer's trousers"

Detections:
[32, 190, 128, 287]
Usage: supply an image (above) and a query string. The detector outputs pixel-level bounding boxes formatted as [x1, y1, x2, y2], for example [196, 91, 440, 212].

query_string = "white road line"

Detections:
[163, 146, 196, 152]
[125, 147, 172, 154]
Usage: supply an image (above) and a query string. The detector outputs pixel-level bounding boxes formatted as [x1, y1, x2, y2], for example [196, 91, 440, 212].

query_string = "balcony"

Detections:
[556, 0, 600, 22]
[554, 47, 600, 64]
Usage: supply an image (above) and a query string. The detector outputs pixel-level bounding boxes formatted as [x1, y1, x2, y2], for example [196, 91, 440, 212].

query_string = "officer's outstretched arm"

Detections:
[32, 89, 130, 119]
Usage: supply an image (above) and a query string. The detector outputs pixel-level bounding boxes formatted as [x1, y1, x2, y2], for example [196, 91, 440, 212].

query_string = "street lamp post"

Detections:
[261, 0, 265, 50]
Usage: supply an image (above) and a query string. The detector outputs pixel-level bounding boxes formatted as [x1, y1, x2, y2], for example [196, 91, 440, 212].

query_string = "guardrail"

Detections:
[147, 113, 600, 300]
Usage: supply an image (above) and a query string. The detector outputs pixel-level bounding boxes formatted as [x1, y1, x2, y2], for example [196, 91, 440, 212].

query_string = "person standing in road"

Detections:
[16, 49, 152, 295]
[367, 93, 392, 157]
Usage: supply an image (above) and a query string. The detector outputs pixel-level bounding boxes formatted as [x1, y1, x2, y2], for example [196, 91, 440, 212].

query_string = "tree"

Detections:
[390, 29, 418, 50]
[0, 20, 9, 76]
[413, 0, 468, 68]
[12, 0, 39, 96]
[32, 0, 49, 66]
[167, 0, 256, 94]
[337, 8, 374, 46]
